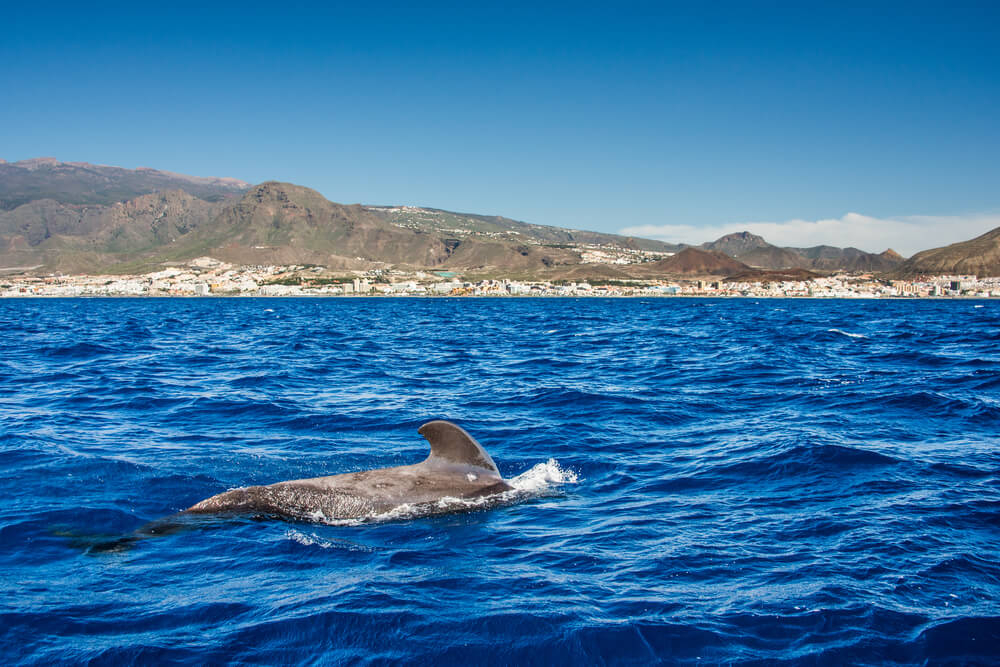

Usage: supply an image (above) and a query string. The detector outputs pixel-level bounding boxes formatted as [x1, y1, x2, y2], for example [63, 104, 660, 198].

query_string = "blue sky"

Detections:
[3, 1, 998, 254]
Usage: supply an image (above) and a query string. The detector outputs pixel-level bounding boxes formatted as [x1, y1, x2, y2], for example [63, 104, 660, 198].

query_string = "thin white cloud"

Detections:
[619, 213, 1000, 257]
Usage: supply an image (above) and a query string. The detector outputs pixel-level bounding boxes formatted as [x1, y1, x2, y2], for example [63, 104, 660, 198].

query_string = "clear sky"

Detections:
[3, 1, 998, 255]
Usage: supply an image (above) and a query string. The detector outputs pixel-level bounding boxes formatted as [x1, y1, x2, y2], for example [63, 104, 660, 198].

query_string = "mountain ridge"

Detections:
[5, 157, 991, 279]
[701, 231, 905, 273]
[891, 226, 1000, 277]
[0, 157, 249, 211]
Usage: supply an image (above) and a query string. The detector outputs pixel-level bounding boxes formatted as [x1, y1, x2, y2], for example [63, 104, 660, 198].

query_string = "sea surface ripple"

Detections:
[1, 298, 998, 664]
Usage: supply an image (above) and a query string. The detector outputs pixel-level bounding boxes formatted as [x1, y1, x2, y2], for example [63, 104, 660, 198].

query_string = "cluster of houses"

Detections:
[1, 259, 998, 299]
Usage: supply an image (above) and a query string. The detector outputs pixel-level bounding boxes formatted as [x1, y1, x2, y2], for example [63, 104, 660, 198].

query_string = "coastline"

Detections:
[2, 261, 996, 299]
[1, 294, 994, 301]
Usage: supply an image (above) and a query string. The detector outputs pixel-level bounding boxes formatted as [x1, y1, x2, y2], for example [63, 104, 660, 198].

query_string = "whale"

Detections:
[183, 419, 512, 522]
[82, 421, 518, 553]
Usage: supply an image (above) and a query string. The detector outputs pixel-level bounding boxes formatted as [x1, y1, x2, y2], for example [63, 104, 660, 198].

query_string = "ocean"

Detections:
[1, 297, 998, 664]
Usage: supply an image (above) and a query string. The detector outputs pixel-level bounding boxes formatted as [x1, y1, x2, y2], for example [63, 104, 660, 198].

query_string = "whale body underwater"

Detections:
[185, 420, 513, 523]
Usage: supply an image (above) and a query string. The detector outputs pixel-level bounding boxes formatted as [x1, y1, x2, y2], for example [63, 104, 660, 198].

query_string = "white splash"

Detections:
[428, 459, 579, 515]
[508, 458, 579, 491]
[828, 328, 867, 339]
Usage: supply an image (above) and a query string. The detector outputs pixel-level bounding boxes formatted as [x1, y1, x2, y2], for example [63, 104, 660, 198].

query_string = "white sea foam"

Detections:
[285, 528, 335, 548]
[284, 528, 376, 551]
[828, 328, 867, 339]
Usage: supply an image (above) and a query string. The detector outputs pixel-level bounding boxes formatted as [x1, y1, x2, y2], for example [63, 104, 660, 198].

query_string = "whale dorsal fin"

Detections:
[418, 420, 502, 477]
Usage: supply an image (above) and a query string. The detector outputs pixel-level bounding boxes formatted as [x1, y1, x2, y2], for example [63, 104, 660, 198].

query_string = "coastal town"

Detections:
[1, 257, 997, 299]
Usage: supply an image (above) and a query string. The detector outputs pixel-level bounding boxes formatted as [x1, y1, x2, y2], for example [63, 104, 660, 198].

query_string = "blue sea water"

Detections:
[1, 297, 999, 665]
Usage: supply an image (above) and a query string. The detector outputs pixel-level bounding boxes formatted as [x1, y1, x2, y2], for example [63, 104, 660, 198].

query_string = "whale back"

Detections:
[418, 420, 502, 477]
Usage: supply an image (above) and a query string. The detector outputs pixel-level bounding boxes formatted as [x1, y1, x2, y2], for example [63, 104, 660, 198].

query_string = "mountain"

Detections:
[0, 159, 685, 276]
[165, 182, 444, 269]
[701, 231, 906, 273]
[890, 226, 1000, 277]
[0, 190, 223, 273]
[703, 232, 805, 270]
[0, 158, 921, 278]
[701, 231, 771, 256]
[0, 180, 588, 274]
[0, 158, 249, 211]
[632, 248, 749, 277]
[788, 245, 904, 272]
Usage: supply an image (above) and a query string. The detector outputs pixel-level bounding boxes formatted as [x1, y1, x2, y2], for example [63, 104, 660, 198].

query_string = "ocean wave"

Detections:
[706, 443, 902, 482]
[40, 341, 117, 358]
[283, 529, 378, 552]
[827, 328, 868, 339]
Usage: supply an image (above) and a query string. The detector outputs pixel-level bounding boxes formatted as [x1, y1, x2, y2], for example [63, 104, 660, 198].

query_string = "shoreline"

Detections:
[3, 266, 996, 299]
[0, 294, 994, 301]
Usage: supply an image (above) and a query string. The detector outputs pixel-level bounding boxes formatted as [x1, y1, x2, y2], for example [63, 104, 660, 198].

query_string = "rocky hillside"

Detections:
[702, 231, 905, 272]
[632, 248, 749, 276]
[0, 190, 223, 273]
[788, 245, 904, 272]
[890, 225, 1000, 277]
[368, 205, 681, 253]
[704, 232, 804, 270]
[0, 181, 585, 274]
